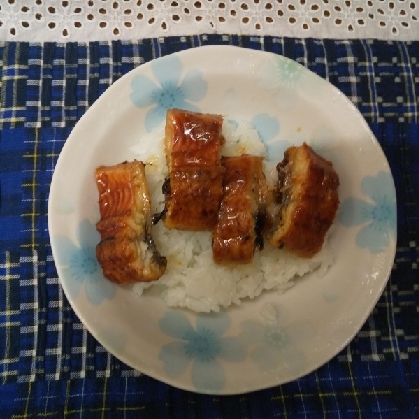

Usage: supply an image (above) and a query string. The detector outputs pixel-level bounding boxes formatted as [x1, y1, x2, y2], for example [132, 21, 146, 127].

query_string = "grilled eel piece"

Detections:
[212, 155, 269, 265]
[161, 108, 225, 231]
[95, 160, 167, 284]
[268, 143, 339, 257]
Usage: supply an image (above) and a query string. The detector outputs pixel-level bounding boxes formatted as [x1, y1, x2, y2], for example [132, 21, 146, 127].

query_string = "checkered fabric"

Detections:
[0, 35, 418, 418]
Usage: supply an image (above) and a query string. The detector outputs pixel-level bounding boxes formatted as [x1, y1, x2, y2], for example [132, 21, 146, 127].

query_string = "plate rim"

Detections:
[48, 45, 397, 394]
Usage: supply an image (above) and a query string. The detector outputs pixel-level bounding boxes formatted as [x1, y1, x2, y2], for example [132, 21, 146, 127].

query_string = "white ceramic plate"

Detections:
[48, 46, 396, 394]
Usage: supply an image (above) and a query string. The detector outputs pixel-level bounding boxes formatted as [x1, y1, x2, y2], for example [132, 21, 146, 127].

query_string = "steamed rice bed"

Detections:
[131, 120, 333, 312]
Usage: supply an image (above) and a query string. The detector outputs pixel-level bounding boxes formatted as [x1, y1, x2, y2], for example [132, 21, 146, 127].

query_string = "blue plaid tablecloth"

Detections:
[0, 35, 418, 418]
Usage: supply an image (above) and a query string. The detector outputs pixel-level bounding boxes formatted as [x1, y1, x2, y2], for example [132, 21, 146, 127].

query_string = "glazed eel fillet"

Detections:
[162, 108, 225, 231]
[95, 160, 167, 284]
[268, 143, 339, 257]
[212, 155, 269, 264]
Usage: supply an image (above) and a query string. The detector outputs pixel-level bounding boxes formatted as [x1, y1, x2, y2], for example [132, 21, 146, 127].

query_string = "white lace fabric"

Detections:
[0, 0, 418, 42]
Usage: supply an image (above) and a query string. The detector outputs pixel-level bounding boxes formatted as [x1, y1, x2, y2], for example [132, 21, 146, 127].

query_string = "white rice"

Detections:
[131, 120, 334, 312]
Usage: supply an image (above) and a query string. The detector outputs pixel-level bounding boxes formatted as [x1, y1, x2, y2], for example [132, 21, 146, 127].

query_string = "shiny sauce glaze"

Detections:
[212, 155, 269, 265]
[162, 108, 225, 231]
[95, 160, 167, 283]
[269, 143, 340, 257]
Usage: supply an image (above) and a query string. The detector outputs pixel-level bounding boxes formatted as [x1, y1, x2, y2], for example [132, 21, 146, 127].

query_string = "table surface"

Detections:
[0, 4, 418, 419]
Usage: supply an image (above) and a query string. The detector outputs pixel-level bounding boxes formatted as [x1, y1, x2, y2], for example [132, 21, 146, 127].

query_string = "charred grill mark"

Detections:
[276, 154, 291, 206]
[98, 236, 115, 245]
[162, 177, 171, 195]
[254, 211, 266, 250]
[152, 207, 167, 225]
[145, 233, 167, 269]
[272, 156, 293, 232]
[152, 177, 170, 225]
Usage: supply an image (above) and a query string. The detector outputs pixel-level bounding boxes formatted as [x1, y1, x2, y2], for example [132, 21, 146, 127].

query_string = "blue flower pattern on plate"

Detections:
[130, 54, 208, 132]
[250, 113, 290, 161]
[241, 317, 312, 374]
[53, 219, 116, 305]
[338, 171, 396, 253]
[159, 311, 246, 392]
[258, 56, 324, 111]
[258, 56, 305, 102]
[273, 57, 305, 89]
[259, 56, 304, 92]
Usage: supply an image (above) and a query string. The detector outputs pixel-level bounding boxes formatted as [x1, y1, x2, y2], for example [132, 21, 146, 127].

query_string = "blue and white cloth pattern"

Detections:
[0, 35, 418, 418]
